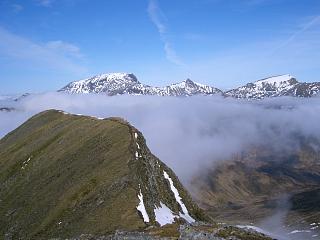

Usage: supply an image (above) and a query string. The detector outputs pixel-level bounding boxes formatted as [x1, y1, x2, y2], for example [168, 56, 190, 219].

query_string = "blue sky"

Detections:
[0, 0, 319, 94]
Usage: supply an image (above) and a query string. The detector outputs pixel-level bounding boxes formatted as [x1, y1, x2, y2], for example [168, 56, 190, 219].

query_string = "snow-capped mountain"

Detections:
[59, 73, 222, 96]
[59, 72, 320, 99]
[225, 74, 320, 99]
[163, 78, 221, 96]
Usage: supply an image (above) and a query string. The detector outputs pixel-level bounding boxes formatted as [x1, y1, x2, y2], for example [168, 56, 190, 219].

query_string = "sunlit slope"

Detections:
[0, 110, 205, 239]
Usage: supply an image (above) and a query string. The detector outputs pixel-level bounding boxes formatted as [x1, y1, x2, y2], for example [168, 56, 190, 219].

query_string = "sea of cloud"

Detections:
[1, 93, 320, 184]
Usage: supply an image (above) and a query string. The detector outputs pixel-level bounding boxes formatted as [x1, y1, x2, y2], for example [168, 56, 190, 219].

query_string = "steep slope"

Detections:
[191, 138, 320, 238]
[225, 74, 320, 99]
[59, 72, 222, 96]
[0, 110, 206, 239]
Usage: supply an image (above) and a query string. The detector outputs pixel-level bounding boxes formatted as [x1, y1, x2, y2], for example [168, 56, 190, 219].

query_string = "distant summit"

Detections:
[59, 72, 222, 96]
[225, 74, 320, 99]
[59, 72, 320, 99]
[59, 73, 140, 94]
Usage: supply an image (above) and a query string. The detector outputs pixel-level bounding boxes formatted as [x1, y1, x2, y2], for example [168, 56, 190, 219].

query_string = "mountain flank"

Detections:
[191, 139, 320, 238]
[0, 110, 207, 239]
[0, 110, 275, 240]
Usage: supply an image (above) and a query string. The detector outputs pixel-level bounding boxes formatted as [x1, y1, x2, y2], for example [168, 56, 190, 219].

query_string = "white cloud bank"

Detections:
[1, 94, 320, 185]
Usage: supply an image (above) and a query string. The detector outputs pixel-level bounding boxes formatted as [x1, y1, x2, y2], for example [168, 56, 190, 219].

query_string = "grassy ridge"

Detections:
[0, 110, 144, 239]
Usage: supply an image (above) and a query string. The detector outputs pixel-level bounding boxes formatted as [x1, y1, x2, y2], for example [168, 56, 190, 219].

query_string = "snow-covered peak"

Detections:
[59, 72, 320, 99]
[165, 79, 222, 96]
[224, 74, 316, 99]
[168, 79, 195, 89]
[170, 79, 205, 87]
[255, 74, 296, 86]
[78, 72, 139, 85]
[60, 73, 140, 94]
[60, 74, 222, 96]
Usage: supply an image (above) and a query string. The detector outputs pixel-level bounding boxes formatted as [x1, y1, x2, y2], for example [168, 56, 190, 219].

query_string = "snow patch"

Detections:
[163, 170, 195, 223]
[134, 132, 141, 158]
[21, 157, 31, 170]
[136, 186, 150, 223]
[58, 110, 70, 115]
[256, 74, 294, 85]
[154, 202, 176, 226]
[289, 229, 311, 234]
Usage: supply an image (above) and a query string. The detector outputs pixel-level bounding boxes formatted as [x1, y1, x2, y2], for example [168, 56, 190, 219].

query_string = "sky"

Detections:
[0, 0, 320, 94]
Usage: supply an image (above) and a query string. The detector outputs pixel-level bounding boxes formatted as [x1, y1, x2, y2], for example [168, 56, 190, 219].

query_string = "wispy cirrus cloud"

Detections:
[11, 4, 24, 13]
[46, 40, 84, 58]
[244, 0, 268, 5]
[185, 16, 320, 89]
[147, 0, 185, 67]
[35, 0, 55, 7]
[0, 26, 87, 74]
[273, 15, 320, 53]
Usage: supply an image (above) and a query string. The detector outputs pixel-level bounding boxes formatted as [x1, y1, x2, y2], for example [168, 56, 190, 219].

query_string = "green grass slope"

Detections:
[0, 110, 205, 239]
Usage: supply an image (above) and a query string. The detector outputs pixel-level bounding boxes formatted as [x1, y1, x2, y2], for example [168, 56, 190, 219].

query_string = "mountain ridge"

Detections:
[0, 110, 207, 239]
[225, 74, 320, 99]
[0, 110, 275, 240]
[59, 73, 222, 97]
[59, 72, 320, 99]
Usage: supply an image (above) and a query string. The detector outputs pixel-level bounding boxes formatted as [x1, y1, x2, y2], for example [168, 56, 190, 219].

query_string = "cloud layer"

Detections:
[1, 94, 320, 185]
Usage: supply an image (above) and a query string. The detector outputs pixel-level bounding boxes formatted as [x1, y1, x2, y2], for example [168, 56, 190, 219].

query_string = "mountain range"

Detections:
[59, 73, 221, 97]
[59, 73, 320, 99]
